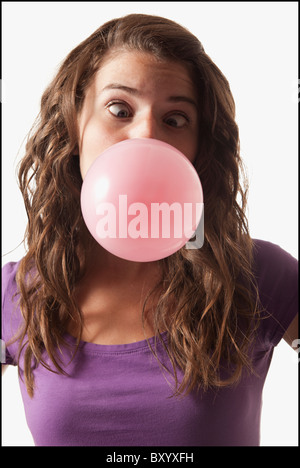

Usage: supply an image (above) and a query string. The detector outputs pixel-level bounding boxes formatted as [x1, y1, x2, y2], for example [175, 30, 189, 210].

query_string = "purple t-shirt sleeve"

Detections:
[252, 239, 298, 348]
[1, 261, 23, 365]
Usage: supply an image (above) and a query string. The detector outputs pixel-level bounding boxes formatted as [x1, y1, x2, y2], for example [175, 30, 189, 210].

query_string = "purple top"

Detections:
[2, 239, 298, 446]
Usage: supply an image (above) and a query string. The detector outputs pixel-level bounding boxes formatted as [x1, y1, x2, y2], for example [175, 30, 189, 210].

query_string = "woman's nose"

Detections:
[128, 113, 161, 141]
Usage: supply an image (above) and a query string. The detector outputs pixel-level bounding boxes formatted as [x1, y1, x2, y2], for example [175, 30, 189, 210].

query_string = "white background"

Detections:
[2, 1, 298, 446]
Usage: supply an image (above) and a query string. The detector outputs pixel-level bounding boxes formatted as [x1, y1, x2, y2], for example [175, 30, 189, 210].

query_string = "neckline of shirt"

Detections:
[63, 330, 169, 354]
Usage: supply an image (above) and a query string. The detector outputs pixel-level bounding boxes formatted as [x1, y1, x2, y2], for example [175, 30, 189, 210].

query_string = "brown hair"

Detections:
[15, 14, 261, 397]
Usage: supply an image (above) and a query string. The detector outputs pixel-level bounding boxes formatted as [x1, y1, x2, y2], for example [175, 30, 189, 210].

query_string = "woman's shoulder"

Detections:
[252, 238, 298, 298]
[2, 260, 21, 294]
[251, 239, 298, 347]
[2, 261, 22, 311]
[2, 260, 24, 364]
[252, 238, 298, 267]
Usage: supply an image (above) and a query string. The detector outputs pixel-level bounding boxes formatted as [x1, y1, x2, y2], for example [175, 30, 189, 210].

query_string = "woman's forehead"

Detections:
[91, 49, 197, 100]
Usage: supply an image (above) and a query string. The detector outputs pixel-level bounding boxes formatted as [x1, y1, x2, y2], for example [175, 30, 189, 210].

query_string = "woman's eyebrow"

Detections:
[102, 83, 139, 95]
[101, 83, 197, 109]
[168, 95, 197, 109]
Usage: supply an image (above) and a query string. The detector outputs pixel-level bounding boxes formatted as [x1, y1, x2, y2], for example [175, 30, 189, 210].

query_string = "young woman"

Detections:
[2, 14, 298, 446]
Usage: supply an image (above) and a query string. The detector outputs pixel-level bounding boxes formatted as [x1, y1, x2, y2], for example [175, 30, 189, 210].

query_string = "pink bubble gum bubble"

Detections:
[80, 138, 204, 262]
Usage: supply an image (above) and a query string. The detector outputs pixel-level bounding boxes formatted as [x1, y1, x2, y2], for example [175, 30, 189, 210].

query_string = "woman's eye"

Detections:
[165, 114, 188, 128]
[107, 102, 131, 118]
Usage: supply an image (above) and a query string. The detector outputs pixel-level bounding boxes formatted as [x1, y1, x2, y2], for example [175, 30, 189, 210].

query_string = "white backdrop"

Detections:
[2, 1, 298, 446]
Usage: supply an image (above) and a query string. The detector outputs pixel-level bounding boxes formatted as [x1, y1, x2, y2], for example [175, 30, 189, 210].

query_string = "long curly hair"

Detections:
[15, 14, 261, 397]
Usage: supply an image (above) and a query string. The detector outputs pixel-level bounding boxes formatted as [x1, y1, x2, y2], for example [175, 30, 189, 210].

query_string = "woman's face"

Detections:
[77, 49, 199, 179]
